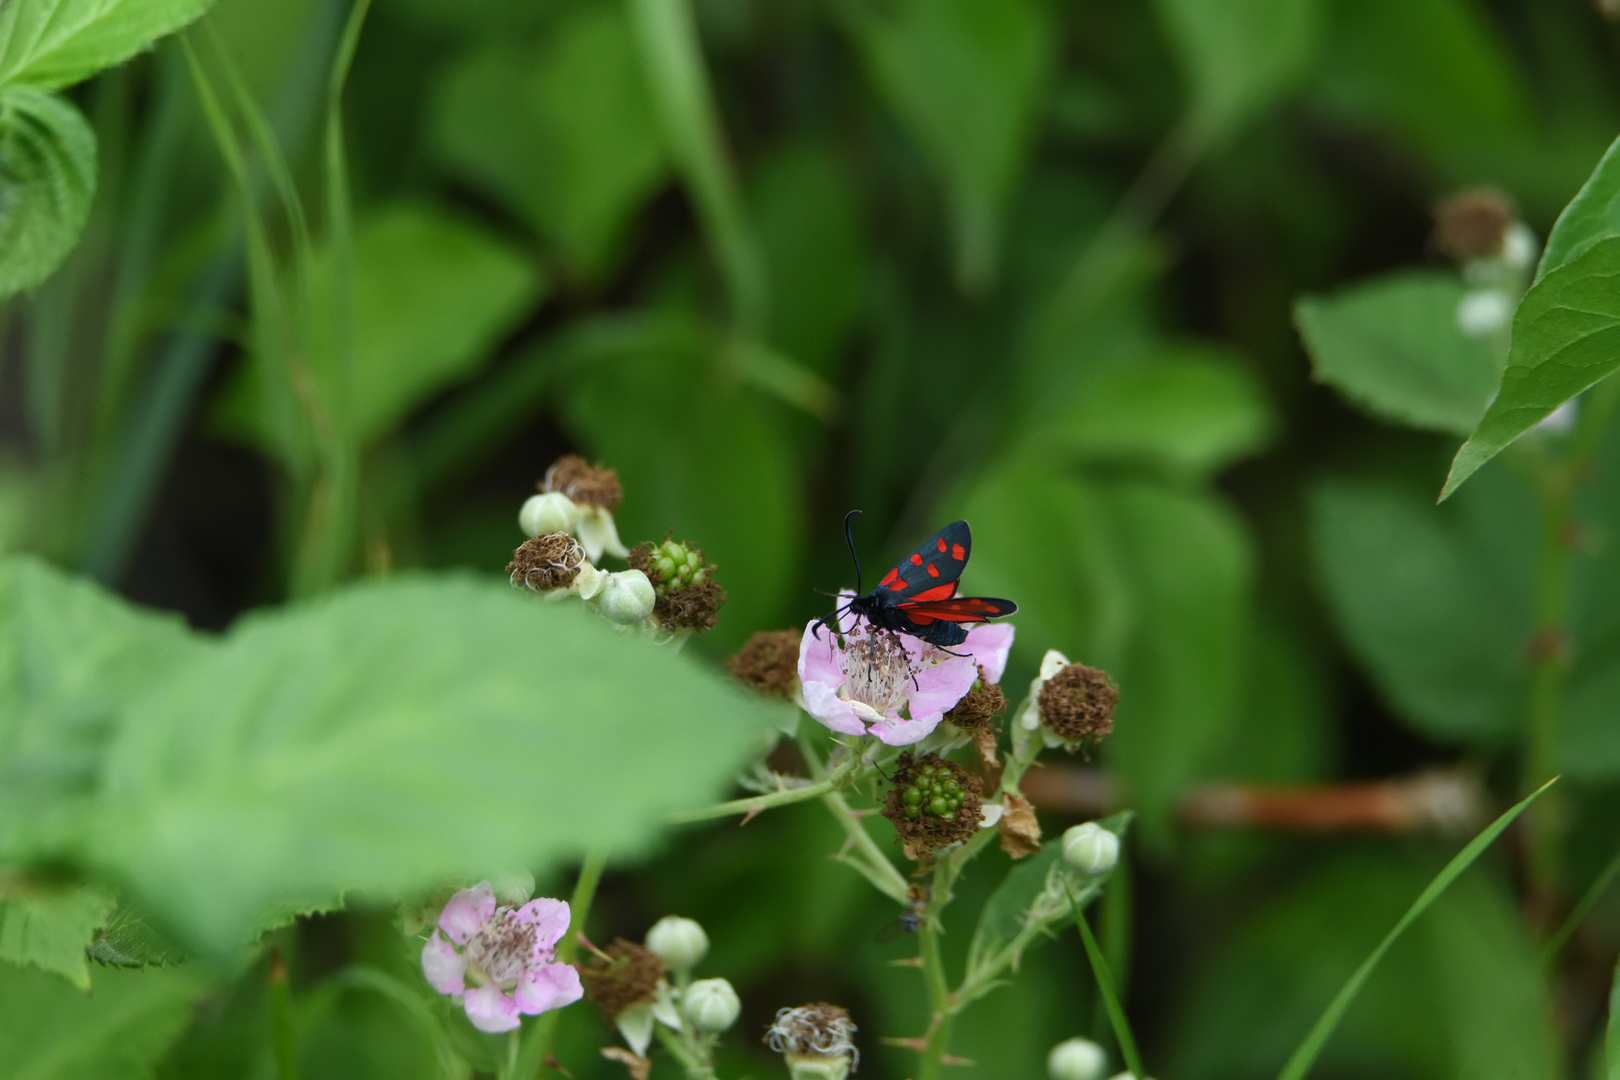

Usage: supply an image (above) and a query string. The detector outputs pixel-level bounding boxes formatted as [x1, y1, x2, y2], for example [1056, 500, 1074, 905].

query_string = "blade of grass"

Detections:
[1276, 776, 1559, 1080]
[626, 0, 766, 332]
[1542, 844, 1620, 968]
[1066, 882, 1145, 1080]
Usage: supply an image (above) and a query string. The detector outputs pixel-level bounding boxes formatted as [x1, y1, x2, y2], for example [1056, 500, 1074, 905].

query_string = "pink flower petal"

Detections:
[514, 961, 585, 1015]
[439, 881, 496, 945]
[963, 623, 1015, 684]
[802, 674, 868, 738]
[879, 655, 978, 745]
[798, 621, 847, 690]
[871, 711, 939, 746]
[463, 984, 522, 1033]
[514, 897, 570, 954]
[421, 931, 466, 995]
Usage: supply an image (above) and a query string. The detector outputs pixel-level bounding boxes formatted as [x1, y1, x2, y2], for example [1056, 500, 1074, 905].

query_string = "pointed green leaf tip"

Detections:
[1440, 236, 1620, 501]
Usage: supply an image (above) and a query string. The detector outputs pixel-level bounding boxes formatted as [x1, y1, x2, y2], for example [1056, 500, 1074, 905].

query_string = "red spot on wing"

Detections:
[880, 569, 900, 587]
[904, 583, 957, 603]
[888, 578, 908, 591]
[910, 553, 924, 566]
[936, 538, 948, 552]
[926, 563, 940, 578]
[951, 544, 966, 560]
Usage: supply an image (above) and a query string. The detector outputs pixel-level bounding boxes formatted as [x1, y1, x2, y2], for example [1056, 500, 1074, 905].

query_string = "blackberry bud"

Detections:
[1048, 1038, 1107, 1080]
[598, 569, 656, 624]
[685, 977, 740, 1032]
[541, 454, 623, 511]
[644, 915, 708, 975]
[1434, 188, 1515, 264]
[881, 752, 983, 856]
[726, 630, 803, 699]
[1038, 663, 1118, 746]
[506, 533, 586, 592]
[946, 669, 1007, 731]
[628, 537, 726, 632]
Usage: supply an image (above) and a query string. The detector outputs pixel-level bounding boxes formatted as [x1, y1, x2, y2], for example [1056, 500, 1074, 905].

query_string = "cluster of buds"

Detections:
[585, 915, 739, 1074]
[1016, 650, 1118, 754]
[507, 455, 726, 636]
[766, 1002, 859, 1080]
[881, 753, 983, 857]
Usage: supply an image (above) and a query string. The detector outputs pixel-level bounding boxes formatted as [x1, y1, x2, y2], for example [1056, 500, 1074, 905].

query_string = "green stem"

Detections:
[655, 1024, 719, 1080]
[669, 771, 846, 823]
[269, 949, 299, 1080]
[1069, 888, 1145, 1080]
[797, 733, 910, 903]
[917, 860, 953, 1080]
[519, 850, 609, 1078]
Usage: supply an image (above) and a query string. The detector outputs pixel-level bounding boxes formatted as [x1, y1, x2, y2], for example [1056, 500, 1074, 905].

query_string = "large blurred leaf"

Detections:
[73, 572, 777, 953]
[1168, 853, 1556, 1078]
[429, 7, 666, 279]
[0, 880, 116, 990]
[0, 557, 202, 858]
[1310, 472, 1535, 744]
[841, 0, 1053, 291]
[749, 140, 868, 374]
[1101, 480, 1252, 832]
[1029, 344, 1275, 478]
[0, 0, 213, 89]
[1539, 132, 1620, 280]
[1306, 0, 1531, 173]
[1153, 0, 1322, 142]
[217, 202, 543, 460]
[1296, 270, 1500, 435]
[1441, 236, 1620, 499]
[560, 325, 803, 649]
[0, 86, 95, 298]
[0, 963, 211, 1080]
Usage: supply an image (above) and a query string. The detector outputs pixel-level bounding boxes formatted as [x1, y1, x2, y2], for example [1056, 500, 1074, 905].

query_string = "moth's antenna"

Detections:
[843, 509, 863, 594]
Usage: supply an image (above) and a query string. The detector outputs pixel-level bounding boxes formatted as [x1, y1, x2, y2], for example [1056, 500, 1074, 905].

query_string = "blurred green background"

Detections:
[6, 0, 1620, 1076]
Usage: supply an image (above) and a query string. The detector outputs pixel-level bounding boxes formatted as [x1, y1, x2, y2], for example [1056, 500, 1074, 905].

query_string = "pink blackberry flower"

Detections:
[797, 601, 1014, 746]
[420, 881, 584, 1033]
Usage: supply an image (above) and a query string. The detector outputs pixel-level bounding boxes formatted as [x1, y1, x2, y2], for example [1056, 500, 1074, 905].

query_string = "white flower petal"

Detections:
[617, 1001, 656, 1056]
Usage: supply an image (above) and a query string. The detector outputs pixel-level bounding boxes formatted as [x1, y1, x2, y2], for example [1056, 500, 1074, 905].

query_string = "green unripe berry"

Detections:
[661, 541, 685, 561]
[657, 556, 676, 578]
[685, 551, 700, 569]
[906, 806, 921, 820]
[692, 570, 707, 585]
[929, 797, 949, 816]
[944, 779, 960, 794]
[903, 789, 922, 806]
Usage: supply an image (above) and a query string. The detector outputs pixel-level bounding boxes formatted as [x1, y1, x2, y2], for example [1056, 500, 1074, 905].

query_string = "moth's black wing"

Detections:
[873, 521, 971, 603]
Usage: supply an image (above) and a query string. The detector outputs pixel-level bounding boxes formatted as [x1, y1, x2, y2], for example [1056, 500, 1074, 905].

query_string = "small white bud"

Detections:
[1048, 1037, 1108, 1080]
[645, 915, 709, 974]
[598, 569, 656, 624]
[1501, 221, 1537, 272]
[1535, 398, 1579, 435]
[1062, 822, 1120, 875]
[684, 977, 740, 1032]
[520, 492, 580, 537]
[1456, 289, 1512, 338]
[786, 1057, 853, 1080]
[1105, 1073, 1155, 1080]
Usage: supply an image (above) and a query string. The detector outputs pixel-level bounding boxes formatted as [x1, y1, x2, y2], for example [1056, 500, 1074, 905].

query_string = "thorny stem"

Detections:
[520, 849, 609, 1079]
[917, 860, 954, 1080]
[656, 1023, 719, 1080]
[668, 759, 856, 823]
[800, 732, 911, 903]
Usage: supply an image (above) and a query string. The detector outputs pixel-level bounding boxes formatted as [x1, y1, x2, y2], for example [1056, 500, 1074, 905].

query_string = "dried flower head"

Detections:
[727, 630, 804, 698]
[945, 667, 1007, 730]
[766, 1002, 860, 1070]
[1434, 188, 1515, 263]
[1038, 663, 1117, 745]
[629, 538, 726, 631]
[583, 938, 666, 1020]
[507, 533, 587, 592]
[420, 881, 582, 1033]
[542, 454, 623, 511]
[997, 792, 1042, 859]
[882, 753, 983, 856]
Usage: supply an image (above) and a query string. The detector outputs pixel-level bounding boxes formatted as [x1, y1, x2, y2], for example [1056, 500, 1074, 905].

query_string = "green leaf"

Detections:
[429, 8, 667, 279]
[967, 812, 1131, 976]
[1276, 778, 1556, 1080]
[1539, 132, 1620, 281]
[217, 202, 543, 459]
[0, 880, 116, 990]
[0, 0, 214, 89]
[1441, 236, 1620, 499]
[0, 962, 210, 1080]
[1308, 474, 1534, 744]
[83, 573, 778, 953]
[1153, 0, 1322, 142]
[1295, 270, 1500, 435]
[0, 86, 96, 298]
[1101, 481, 1253, 834]
[1033, 345, 1276, 477]
[85, 902, 187, 970]
[0, 557, 203, 859]
[1169, 850, 1557, 1078]
[841, 0, 1053, 291]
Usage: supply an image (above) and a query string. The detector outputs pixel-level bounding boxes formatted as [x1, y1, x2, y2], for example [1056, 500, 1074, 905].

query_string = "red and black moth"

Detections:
[814, 511, 1017, 649]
